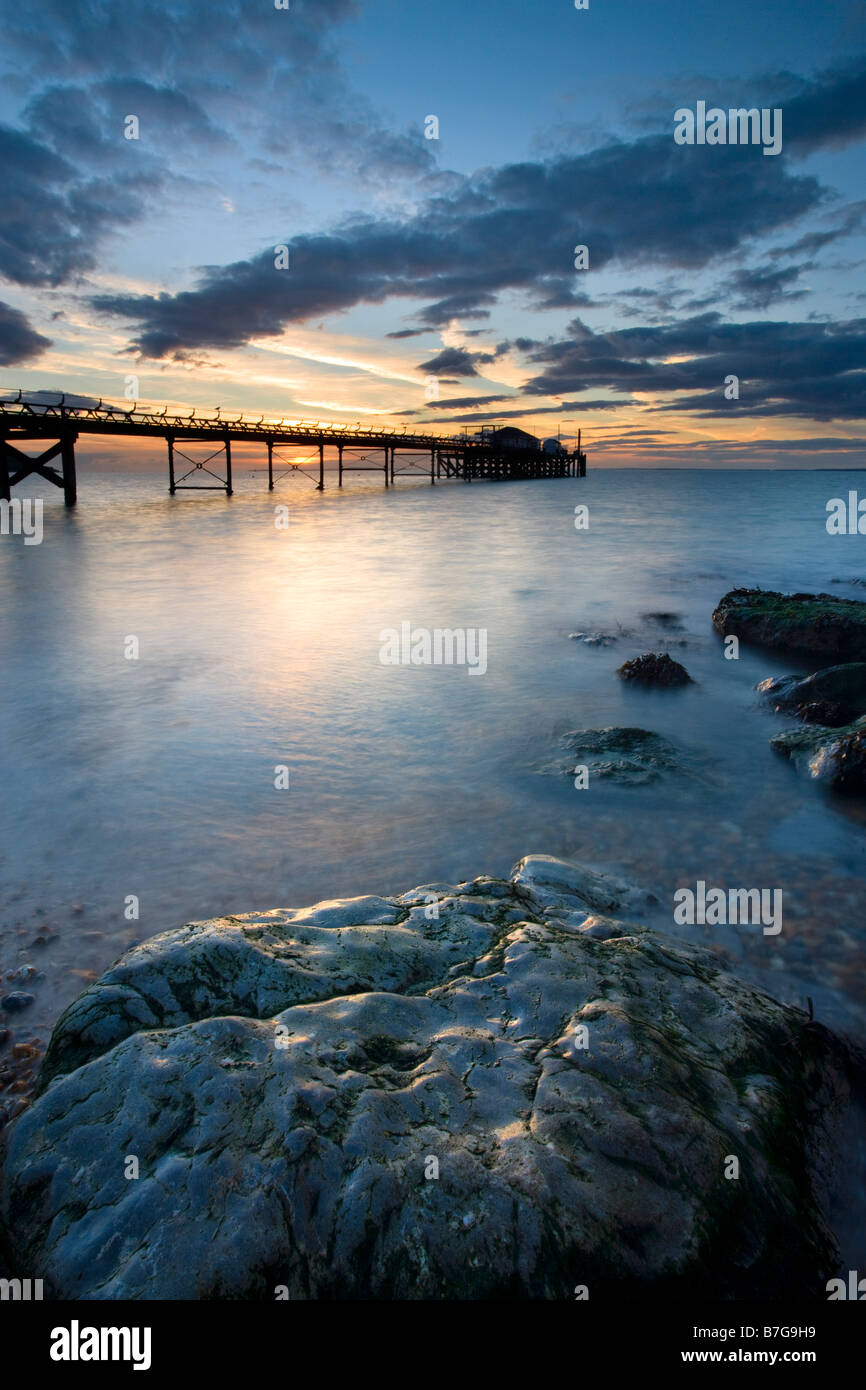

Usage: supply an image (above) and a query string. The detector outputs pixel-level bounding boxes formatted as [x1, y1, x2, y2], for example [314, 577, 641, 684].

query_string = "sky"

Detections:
[1, 0, 865, 466]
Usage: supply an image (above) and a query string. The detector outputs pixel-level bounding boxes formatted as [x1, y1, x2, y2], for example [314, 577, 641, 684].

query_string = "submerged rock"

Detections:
[640, 611, 684, 630]
[1, 993, 34, 1013]
[618, 652, 692, 686]
[0, 855, 858, 1300]
[551, 726, 701, 786]
[758, 663, 866, 728]
[772, 717, 866, 792]
[569, 630, 619, 647]
[714, 589, 866, 660]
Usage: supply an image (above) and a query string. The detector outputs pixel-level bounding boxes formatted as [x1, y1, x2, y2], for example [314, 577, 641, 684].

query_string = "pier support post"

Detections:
[384, 445, 389, 487]
[167, 434, 176, 494]
[61, 432, 77, 506]
[267, 440, 274, 491]
[430, 447, 435, 485]
[317, 441, 324, 491]
[338, 443, 343, 487]
[224, 437, 233, 496]
[0, 438, 10, 502]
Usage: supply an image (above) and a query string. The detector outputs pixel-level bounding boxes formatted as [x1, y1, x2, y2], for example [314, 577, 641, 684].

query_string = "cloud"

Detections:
[723, 262, 813, 310]
[777, 56, 866, 155]
[518, 311, 866, 420]
[0, 301, 51, 363]
[417, 346, 500, 377]
[0, 0, 435, 188]
[91, 128, 827, 358]
[0, 122, 162, 287]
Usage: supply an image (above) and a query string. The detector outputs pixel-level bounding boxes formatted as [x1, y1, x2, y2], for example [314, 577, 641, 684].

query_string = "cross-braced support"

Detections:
[167, 434, 233, 495]
[0, 432, 78, 505]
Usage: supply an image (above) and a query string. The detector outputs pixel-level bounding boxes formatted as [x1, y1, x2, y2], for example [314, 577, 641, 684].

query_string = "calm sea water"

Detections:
[1, 466, 865, 1054]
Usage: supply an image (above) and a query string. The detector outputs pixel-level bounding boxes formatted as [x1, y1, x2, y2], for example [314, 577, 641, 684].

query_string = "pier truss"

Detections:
[0, 393, 587, 506]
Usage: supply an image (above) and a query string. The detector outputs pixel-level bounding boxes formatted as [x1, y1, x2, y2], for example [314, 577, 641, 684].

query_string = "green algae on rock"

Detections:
[714, 589, 866, 660]
[0, 855, 857, 1301]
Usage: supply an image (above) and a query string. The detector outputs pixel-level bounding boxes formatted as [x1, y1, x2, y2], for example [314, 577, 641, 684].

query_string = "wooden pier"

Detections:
[0, 394, 587, 505]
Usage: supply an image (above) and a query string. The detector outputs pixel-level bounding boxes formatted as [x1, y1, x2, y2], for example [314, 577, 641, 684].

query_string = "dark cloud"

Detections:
[0, 123, 159, 286]
[777, 56, 866, 155]
[416, 399, 629, 425]
[519, 312, 866, 420]
[0, 301, 51, 363]
[417, 346, 502, 377]
[723, 262, 813, 310]
[401, 393, 515, 413]
[0, 0, 435, 187]
[91, 131, 827, 357]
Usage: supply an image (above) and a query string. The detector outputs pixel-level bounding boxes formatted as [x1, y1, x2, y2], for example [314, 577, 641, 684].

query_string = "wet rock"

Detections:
[757, 663, 866, 727]
[569, 631, 619, 647]
[1, 855, 857, 1300]
[618, 652, 692, 686]
[1, 993, 34, 1013]
[0, 1029, 9, 1050]
[7, 965, 39, 983]
[772, 717, 866, 792]
[552, 726, 692, 786]
[714, 589, 866, 660]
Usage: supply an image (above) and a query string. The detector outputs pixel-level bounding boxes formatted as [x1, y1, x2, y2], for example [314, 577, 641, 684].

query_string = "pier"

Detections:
[0, 394, 587, 505]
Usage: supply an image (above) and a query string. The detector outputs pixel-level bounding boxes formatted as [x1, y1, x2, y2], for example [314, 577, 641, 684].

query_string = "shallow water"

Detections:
[1, 466, 865, 1061]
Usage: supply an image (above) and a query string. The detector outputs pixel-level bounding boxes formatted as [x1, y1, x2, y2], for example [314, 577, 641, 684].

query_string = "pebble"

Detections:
[1, 992, 35, 1012]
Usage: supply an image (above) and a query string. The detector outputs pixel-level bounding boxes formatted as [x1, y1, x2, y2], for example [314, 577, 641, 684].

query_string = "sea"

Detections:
[1, 465, 864, 1060]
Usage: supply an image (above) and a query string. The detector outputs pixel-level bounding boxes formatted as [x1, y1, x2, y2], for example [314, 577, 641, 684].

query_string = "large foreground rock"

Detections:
[714, 589, 866, 659]
[0, 856, 858, 1300]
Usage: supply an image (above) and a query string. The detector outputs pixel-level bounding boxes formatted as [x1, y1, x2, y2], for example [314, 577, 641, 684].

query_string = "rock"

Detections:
[640, 611, 684, 630]
[714, 589, 866, 660]
[33, 893, 500, 1089]
[510, 853, 659, 916]
[7, 965, 39, 983]
[771, 717, 866, 792]
[1, 993, 34, 1013]
[569, 631, 619, 647]
[552, 726, 698, 786]
[618, 652, 692, 686]
[757, 663, 866, 727]
[1, 856, 858, 1301]
[0, 1029, 9, 1049]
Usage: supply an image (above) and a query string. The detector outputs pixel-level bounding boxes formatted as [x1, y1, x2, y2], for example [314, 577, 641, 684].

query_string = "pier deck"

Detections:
[0, 394, 587, 504]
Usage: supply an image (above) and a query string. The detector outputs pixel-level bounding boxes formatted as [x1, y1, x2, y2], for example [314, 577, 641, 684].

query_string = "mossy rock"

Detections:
[714, 589, 866, 660]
